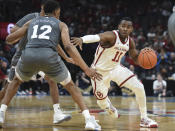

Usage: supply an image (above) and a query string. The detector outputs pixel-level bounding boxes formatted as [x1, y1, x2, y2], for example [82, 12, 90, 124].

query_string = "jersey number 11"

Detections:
[112, 51, 123, 62]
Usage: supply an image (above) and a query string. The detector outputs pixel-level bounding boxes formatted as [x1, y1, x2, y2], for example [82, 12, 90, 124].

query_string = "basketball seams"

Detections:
[147, 51, 157, 67]
[148, 50, 156, 59]
[145, 53, 152, 69]
[141, 51, 145, 68]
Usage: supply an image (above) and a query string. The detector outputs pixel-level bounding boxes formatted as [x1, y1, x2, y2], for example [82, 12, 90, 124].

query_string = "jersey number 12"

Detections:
[31, 25, 52, 40]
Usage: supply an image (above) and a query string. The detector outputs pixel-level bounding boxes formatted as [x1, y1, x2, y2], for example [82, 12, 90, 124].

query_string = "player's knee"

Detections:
[97, 98, 109, 109]
[60, 72, 72, 86]
[132, 81, 145, 95]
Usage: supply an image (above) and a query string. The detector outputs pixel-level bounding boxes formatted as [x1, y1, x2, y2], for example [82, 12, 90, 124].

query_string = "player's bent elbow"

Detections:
[6, 37, 12, 45]
[6, 36, 16, 45]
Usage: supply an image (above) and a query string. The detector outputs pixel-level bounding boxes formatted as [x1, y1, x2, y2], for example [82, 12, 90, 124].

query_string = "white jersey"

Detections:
[91, 30, 130, 71]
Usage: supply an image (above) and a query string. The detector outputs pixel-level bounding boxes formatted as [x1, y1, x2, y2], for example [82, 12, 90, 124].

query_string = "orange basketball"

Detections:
[138, 48, 157, 69]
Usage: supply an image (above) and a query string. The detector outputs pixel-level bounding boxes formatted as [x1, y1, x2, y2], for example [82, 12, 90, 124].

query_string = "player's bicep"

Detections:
[98, 31, 115, 43]
[129, 39, 139, 63]
[60, 22, 72, 47]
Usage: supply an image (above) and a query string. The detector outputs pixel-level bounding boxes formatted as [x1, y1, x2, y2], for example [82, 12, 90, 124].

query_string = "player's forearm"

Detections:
[6, 26, 27, 44]
[64, 44, 89, 71]
[81, 35, 100, 43]
[57, 44, 69, 60]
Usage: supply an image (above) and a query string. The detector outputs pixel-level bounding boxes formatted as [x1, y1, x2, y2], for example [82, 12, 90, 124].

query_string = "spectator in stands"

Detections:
[153, 73, 167, 97]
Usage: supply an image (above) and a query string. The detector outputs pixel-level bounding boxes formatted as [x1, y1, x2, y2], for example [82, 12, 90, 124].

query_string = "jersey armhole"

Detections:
[112, 30, 117, 45]
[129, 37, 131, 49]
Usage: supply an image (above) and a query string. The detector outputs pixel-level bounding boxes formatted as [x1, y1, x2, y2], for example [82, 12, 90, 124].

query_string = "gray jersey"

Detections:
[10, 13, 40, 67]
[16, 12, 40, 50]
[26, 16, 61, 51]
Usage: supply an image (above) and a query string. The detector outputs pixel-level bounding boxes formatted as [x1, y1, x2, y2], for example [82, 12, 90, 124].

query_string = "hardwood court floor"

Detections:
[0, 96, 175, 131]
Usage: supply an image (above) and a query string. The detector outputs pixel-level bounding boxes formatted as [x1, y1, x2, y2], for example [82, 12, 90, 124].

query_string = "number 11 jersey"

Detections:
[91, 30, 130, 71]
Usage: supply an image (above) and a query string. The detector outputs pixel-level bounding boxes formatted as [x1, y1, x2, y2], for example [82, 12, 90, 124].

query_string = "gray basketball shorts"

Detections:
[16, 48, 68, 83]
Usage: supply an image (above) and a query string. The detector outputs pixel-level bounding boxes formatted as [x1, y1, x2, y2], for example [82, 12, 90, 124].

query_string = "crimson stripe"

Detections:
[94, 48, 105, 65]
[119, 74, 135, 87]
[129, 37, 131, 48]
[93, 79, 108, 100]
[96, 44, 100, 55]
[112, 31, 117, 45]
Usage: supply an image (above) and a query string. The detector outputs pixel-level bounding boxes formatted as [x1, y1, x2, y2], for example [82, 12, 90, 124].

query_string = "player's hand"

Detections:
[66, 57, 76, 64]
[84, 68, 102, 81]
[71, 37, 83, 50]
[141, 47, 153, 52]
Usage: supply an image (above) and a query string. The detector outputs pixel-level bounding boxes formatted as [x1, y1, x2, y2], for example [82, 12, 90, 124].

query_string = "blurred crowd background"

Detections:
[0, 0, 175, 96]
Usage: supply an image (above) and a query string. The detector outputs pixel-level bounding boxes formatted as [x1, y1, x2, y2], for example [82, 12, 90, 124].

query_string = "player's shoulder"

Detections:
[25, 12, 39, 19]
[101, 31, 116, 39]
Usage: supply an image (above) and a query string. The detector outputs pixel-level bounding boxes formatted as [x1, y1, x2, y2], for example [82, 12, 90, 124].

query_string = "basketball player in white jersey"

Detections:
[71, 17, 158, 128]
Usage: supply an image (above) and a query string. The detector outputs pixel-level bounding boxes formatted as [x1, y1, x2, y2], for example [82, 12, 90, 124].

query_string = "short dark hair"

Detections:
[41, 0, 47, 5]
[119, 17, 133, 24]
[44, 0, 60, 14]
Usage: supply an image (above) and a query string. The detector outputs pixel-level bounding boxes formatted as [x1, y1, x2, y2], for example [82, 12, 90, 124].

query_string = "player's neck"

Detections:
[118, 32, 127, 42]
[45, 13, 54, 17]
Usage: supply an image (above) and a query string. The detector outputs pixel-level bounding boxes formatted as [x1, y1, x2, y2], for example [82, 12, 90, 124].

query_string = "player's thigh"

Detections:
[91, 71, 111, 100]
[44, 59, 69, 83]
[16, 59, 38, 81]
[111, 65, 135, 87]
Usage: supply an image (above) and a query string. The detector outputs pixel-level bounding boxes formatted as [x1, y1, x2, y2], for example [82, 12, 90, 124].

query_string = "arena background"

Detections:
[0, 0, 175, 96]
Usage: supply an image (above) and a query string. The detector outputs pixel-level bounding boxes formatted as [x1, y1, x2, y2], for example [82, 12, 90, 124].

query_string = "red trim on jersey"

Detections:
[96, 44, 100, 55]
[117, 31, 128, 45]
[112, 31, 117, 45]
[119, 74, 135, 87]
[129, 37, 131, 48]
[94, 48, 105, 66]
[93, 79, 108, 100]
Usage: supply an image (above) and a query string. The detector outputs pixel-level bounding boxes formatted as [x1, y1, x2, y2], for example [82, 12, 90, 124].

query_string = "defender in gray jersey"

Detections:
[2, 0, 102, 130]
[3, 1, 72, 125]
[8, 12, 40, 81]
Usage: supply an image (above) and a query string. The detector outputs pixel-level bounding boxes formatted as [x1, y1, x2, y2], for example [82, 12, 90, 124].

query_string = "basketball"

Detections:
[138, 48, 157, 69]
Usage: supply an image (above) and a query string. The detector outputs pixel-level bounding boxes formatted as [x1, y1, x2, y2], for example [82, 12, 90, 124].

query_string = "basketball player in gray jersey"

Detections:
[2, 0, 102, 130]
[1, 1, 73, 125]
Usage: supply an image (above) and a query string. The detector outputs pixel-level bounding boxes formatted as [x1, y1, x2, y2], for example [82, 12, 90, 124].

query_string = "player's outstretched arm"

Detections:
[57, 44, 75, 64]
[128, 38, 139, 64]
[59, 22, 102, 80]
[71, 31, 115, 50]
[6, 20, 31, 44]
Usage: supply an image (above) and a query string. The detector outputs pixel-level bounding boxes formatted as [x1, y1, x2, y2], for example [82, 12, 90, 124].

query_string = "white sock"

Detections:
[82, 109, 91, 120]
[125, 77, 148, 119]
[53, 103, 60, 113]
[0, 104, 7, 112]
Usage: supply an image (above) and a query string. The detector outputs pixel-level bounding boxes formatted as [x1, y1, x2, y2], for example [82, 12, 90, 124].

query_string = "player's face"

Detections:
[54, 8, 61, 19]
[118, 20, 133, 38]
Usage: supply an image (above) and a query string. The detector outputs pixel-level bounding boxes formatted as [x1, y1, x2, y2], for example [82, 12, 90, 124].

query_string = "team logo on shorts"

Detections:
[96, 91, 103, 98]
